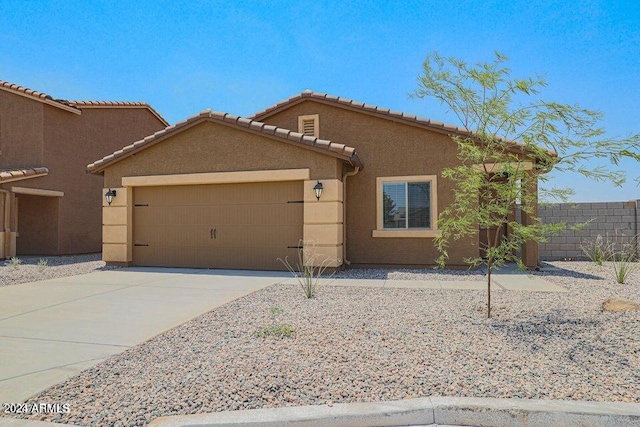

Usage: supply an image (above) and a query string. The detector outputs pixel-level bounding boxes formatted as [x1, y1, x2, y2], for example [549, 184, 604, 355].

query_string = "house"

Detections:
[0, 80, 168, 258]
[88, 90, 540, 270]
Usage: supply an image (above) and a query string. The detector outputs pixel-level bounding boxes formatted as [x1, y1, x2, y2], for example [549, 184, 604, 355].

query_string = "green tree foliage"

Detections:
[414, 52, 640, 318]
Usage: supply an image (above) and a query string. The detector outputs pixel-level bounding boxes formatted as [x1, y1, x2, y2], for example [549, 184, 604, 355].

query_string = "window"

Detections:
[298, 114, 319, 137]
[374, 175, 438, 238]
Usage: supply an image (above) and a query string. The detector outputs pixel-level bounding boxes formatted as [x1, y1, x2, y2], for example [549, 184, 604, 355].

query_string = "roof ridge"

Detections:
[87, 110, 361, 173]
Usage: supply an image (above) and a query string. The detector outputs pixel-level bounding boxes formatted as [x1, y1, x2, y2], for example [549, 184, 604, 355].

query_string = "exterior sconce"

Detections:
[104, 189, 117, 206]
[313, 181, 323, 200]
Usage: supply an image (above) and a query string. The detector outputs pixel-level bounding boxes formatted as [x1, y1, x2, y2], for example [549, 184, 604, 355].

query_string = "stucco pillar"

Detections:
[520, 171, 539, 268]
[102, 187, 132, 265]
[303, 179, 343, 267]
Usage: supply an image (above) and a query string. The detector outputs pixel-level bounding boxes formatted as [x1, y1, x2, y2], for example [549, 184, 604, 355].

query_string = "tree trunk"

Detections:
[487, 257, 492, 318]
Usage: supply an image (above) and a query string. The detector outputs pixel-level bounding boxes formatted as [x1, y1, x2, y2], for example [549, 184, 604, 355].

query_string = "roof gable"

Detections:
[250, 90, 555, 158]
[88, 110, 362, 173]
[249, 89, 473, 138]
[0, 80, 167, 125]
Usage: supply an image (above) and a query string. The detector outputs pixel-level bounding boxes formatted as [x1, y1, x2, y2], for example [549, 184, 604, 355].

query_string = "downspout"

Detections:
[342, 166, 360, 265]
[0, 189, 11, 259]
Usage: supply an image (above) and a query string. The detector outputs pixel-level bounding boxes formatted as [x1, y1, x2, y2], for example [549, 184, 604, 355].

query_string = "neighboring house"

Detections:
[89, 90, 540, 270]
[0, 80, 168, 258]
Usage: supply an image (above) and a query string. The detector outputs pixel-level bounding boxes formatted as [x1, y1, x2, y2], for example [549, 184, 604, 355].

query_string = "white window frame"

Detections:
[373, 175, 438, 238]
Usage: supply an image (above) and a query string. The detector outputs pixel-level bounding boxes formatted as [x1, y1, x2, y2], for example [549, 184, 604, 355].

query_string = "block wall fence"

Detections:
[536, 200, 640, 261]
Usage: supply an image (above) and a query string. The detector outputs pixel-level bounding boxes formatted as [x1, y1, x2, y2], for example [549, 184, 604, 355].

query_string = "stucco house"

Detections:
[89, 90, 540, 270]
[0, 80, 168, 258]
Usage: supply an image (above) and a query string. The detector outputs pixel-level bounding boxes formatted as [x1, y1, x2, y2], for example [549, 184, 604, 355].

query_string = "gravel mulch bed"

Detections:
[0, 254, 119, 287]
[8, 262, 640, 426]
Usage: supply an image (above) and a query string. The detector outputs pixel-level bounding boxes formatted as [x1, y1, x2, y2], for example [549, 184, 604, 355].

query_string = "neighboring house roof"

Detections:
[1, 80, 80, 114]
[87, 110, 363, 173]
[66, 101, 169, 126]
[0, 167, 49, 184]
[0, 80, 168, 125]
[250, 89, 556, 158]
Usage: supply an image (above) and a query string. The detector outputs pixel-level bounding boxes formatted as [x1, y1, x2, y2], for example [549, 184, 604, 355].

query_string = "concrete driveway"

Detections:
[0, 267, 288, 403]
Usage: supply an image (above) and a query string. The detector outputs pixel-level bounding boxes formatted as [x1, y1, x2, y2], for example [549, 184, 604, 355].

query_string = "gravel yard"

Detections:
[9, 262, 640, 426]
[0, 254, 118, 287]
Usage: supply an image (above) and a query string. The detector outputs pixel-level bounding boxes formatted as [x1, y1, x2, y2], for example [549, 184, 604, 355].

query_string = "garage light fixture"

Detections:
[313, 181, 323, 200]
[104, 189, 117, 206]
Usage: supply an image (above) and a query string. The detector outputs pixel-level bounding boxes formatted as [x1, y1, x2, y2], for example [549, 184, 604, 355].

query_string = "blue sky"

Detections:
[1, 0, 638, 202]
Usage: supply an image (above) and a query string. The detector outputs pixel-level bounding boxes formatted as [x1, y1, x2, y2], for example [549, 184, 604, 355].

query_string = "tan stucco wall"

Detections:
[0, 96, 166, 255]
[0, 90, 45, 169]
[103, 121, 342, 187]
[260, 100, 479, 267]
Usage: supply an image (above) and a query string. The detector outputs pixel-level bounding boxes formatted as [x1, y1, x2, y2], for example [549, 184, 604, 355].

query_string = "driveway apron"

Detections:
[0, 268, 286, 403]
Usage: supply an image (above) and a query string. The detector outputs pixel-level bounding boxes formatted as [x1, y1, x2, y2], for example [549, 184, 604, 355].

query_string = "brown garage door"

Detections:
[133, 181, 303, 270]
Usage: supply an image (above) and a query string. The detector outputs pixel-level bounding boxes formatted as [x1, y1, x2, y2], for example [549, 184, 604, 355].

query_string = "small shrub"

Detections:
[279, 239, 339, 298]
[37, 258, 48, 272]
[6, 257, 21, 268]
[254, 306, 295, 338]
[254, 324, 295, 338]
[611, 235, 638, 284]
[581, 235, 612, 266]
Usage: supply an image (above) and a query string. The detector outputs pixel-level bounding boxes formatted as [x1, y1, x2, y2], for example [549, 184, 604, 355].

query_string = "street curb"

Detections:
[148, 396, 640, 427]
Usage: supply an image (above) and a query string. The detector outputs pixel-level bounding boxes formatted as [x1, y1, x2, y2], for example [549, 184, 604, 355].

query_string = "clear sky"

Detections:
[1, 0, 638, 202]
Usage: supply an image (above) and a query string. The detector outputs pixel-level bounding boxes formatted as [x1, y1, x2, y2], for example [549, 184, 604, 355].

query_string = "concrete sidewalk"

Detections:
[0, 268, 288, 403]
[280, 272, 567, 292]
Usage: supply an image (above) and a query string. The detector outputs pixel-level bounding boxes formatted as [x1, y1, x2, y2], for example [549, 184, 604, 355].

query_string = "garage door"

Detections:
[132, 181, 303, 270]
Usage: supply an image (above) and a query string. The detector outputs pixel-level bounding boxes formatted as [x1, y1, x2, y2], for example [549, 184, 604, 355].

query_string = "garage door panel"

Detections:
[134, 204, 302, 227]
[133, 181, 304, 270]
[135, 181, 302, 206]
[134, 225, 301, 248]
[133, 246, 301, 270]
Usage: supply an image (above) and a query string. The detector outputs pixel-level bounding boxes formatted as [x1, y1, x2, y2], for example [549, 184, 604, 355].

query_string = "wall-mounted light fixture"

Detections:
[104, 189, 117, 206]
[313, 181, 323, 200]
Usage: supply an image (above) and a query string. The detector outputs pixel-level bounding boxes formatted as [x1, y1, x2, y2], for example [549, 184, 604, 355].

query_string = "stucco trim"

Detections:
[121, 169, 311, 187]
[375, 175, 439, 238]
[11, 186, 64, 197]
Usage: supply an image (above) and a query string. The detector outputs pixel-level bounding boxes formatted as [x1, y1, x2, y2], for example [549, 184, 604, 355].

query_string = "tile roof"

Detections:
[87, 110, 363, 173]
[0, 80, 168, 125]
[0, 80, 80, 114]
[67, 101, 169, 126]
[250, 90, 556, 157]
[249, 89, 473, 136]
[0, 167, 49, 184]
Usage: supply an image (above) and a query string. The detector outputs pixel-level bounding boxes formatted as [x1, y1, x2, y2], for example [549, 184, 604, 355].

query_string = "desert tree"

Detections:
[414, 52, 640, 318]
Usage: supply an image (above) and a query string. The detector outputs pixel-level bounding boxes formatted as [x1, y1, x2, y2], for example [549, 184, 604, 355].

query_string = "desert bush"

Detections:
[611, 235, 638, 284]
[5, 257, 21, 268]
[580, 234, 612, 266]
[254, 306, 295, 338]
[279, 239, 339, 298]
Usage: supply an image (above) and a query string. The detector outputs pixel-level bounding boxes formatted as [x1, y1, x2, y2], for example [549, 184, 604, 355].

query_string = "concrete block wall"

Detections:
[538, 200, 639, 261]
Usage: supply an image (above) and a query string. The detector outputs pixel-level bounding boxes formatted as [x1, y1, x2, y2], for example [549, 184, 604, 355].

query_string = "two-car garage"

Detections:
[132, 181, 303, 270]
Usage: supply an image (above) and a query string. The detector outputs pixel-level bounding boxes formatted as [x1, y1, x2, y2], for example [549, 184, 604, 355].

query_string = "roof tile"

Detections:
[0, 167, 49, 184]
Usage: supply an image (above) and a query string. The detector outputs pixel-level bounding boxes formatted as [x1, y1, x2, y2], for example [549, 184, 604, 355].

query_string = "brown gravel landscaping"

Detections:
[7, 261, 640, 427]
[0, 254, 118, 287]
